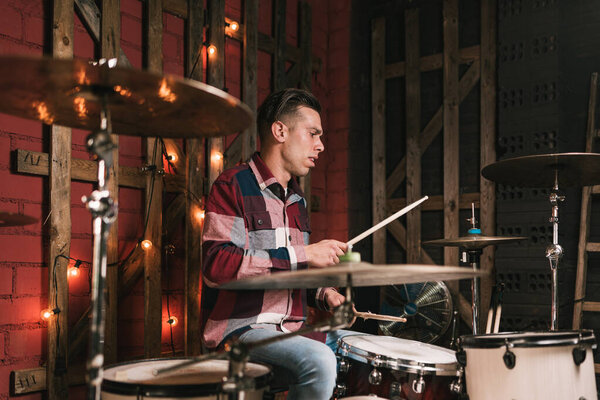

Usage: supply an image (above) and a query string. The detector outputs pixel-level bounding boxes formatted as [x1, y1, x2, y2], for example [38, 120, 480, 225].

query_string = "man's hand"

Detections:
[305, 239, 348, 268]
[324, 288, 345, 309]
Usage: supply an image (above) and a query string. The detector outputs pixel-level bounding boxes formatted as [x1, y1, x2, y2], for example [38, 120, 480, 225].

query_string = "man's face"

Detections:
[281, 106, 324, 177]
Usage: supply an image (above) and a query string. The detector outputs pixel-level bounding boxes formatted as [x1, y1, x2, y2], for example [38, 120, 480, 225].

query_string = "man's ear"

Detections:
[270, 120, 287, 143]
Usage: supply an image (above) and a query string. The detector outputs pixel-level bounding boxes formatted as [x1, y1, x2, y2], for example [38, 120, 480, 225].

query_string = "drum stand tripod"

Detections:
[547, 174, 564, 331]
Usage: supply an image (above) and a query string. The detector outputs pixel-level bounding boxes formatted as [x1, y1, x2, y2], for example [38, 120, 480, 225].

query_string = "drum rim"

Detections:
[337, 335, 458, 376]
[101, 357, 272, 396]
[459, 329, 597, 349]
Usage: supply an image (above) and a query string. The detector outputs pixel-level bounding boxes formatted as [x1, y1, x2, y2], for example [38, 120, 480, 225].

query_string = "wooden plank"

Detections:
[573, 73, 598, 329]
[387, 193, 480, 212]
[11, 366, 86, 395]
[371, 17, 386, 264]
[479, 0, 497, 329]
[101, 0, 121, 367]
[273, 0, 287, 91]
[15, 149, 185, 192]
[143, 0, 163, 358]
[208, 0, 225, 188]
[49, 1, 73, 398]
[386, 60, 481, 196]
[163, 0, 187, 17]
[582, 302, 600, 312]
[592, 185, 600, 194]
[184, 0, 204, 357]
[242, 0, 258, 162]
[443, 0, 460, 271]
[385, 45, 480, 79]
[405, 8, 421, 264]
[298, 1, 313, 212]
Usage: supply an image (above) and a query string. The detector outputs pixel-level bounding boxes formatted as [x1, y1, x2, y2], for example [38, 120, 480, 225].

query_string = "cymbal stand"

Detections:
[82, 93, 117, 400]
[547, 172, 564, 331]
[156, 275, 357, 399]
[463, 204, 482, 334]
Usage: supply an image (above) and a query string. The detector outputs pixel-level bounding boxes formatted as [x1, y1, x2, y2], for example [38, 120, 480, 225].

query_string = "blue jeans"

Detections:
[237, 327, 357, 400]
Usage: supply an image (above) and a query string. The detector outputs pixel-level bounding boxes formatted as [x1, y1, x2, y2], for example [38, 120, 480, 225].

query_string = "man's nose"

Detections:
[315, 137, 324, 152]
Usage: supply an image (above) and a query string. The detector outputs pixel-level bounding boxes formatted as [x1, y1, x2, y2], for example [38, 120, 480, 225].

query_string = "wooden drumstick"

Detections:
[354, 310, 407, 323]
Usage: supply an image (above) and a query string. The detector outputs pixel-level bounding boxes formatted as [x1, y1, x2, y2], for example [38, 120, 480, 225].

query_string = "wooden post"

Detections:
[480, 0, 497, 327]
[272, 0, 286, 91]
[49, 1, 73, 398]
[371, 18, 386, 264]
[101, 0, 120, 366]
[143, 0, 163, 358]
[184, 0, 204, 356]
[207, 0, 225, 188]
[405, 8, 421, 264]
[241, 0, 258, 162]
[298, 1, 313, 210]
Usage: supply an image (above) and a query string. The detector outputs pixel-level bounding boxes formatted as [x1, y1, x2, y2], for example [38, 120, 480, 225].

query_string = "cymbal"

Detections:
[481, 153, 600, 188]
[218, 262, 486, 290]
[423, 235, 527, 250]
[0, 211, 38, 227]
[0, 55, 253, 138]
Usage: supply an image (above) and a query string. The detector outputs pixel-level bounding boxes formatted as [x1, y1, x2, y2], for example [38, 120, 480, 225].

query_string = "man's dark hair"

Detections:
[256, 88, 321, 144]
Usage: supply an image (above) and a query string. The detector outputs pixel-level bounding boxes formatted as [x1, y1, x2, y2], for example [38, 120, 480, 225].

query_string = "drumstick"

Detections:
[354, 310, 407, 323]
[493, 304, 502, 333]
[485, 307, 494, 334]
[347, 195, 429, 247]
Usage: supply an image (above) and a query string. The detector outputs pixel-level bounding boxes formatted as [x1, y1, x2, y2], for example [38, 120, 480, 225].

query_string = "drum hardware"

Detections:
[411, 371, 425, 394]
[502, 340, 516, 369]
[424, 204, 526, 334]
[0, 211, 38, 227]
[482, 153, 600, 330]
[449, 310, 460, 349]
[368, 368, 383, 385]
[449, 367, 464, 394]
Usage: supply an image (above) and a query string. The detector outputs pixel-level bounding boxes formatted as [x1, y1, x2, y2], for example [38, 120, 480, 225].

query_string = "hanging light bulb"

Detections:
[68, 259, 82, 278]
[211, 151, 223, 163]
[195, 208, 206, 222]
[208, 44, 217, 56]
[166, 316, 178, 327]
[141, 239, 153, 250]
[41, 307, 60, 321]
[166, 153, 177, 163]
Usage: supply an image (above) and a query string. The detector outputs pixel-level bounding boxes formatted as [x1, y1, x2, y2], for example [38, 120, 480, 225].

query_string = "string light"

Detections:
[195, 208, 206, 222]
[208, 44, 217, 56]
[166, 316, 178, 327]
[141, 239, 153, 250]
[211, 151, 223, 163]
[68, 259, 82, 278]
[41, 307, 60, 321]
[166, 153, 177, 163]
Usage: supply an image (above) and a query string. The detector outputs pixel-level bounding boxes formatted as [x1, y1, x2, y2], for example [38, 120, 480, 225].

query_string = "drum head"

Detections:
[102, 358, 271, 397]
[338, 335, 457, 375]
[460, 330, 597, 349]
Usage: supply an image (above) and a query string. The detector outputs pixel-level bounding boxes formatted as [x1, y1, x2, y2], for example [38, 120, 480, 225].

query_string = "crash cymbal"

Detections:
[0, 55, 253, 138]
[423, 235, 527, 250]
[0, 211, 37, 227]
[481, 153, 600, 188]
[218, 262, 486, 290]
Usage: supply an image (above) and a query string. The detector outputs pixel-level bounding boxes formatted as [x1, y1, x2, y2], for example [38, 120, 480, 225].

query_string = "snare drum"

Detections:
[336, 335, 461, 400]
[102, 358, 272, 399]
[459, 330, 598, 400]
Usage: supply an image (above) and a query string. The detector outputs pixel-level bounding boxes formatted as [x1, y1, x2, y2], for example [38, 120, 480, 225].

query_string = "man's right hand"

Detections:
[305, 240, 348, 268]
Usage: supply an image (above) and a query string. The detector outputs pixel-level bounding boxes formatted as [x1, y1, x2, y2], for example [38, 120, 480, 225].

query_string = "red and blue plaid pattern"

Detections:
[201, 153, 330, 349]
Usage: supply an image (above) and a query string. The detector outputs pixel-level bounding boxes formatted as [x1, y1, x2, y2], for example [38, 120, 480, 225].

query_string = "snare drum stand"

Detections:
[82, 93, 118, 400]
[547, 174, 564, 331]
[463, 206, 482, 334]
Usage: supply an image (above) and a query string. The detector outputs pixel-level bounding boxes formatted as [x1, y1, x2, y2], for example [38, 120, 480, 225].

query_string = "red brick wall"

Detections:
[0, 0, 350, 398]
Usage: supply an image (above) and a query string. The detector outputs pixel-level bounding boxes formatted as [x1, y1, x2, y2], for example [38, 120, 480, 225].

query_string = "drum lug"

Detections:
[368, 368, 383, 385]
[338, 358, 350, 374]
[411, 373, 425, 394]
[573, 346, 587, 366]
[456, 348, 467, 367]
[503, 340, 516, 369]
[449, 367, 464, 393]
[335, 383, 347, 397]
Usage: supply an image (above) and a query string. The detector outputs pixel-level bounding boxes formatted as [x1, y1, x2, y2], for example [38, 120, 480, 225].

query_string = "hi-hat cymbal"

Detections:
[218, 262, 486, 290]
[481, 153, 600, 188]
[0, 55, 253, 138]
[0, 211, 37, 227]
[423, 235, 527, 250]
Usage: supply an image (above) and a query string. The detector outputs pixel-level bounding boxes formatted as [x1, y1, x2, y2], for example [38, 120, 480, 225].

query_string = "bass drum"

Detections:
[102, 358, 272, 399]
[459, 330, 597, 400]
[336, 335, 461, 400]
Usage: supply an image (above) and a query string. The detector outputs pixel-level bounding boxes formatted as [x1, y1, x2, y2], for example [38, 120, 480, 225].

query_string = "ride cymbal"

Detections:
[423, 235, 527, 250]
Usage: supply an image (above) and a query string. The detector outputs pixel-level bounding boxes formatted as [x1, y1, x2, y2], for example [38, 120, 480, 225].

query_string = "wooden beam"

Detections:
[143, 0, 163, 359]
[386, 59, 481, 196]
[371, 17, 386, 264]
[405, 8, 421, 264]
[208, 0, 225, 188]
[163, 0, 187, 17]
[582, 301, 600, 312]
[387, 193, 480, 212]
[15, 149, 185, 192]
[184, 0, 204, 357]
[49, 1, 73, 398]
[241, 0, 258, 163]
[11, 366, 85, 395]
[101, 0, 121, 367]
[479, 0, 497, 329]
[385, 45, 480, 79]
[273, 0, 287, 91]
[298, 1, 313, 212]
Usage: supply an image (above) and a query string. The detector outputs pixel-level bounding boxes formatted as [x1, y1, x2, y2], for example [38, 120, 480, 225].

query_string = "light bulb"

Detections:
[68, 267, 80, 278]
[208, 45, 217, 56]
[141, 240, 153, 250]
[195, 208, 206, 222]
[229, 21, 239, 31]
[211, 152, 223, 163]
[166, 316, 178, 326]
[41, 308, 60, 320]
[166, 153, 177, 162]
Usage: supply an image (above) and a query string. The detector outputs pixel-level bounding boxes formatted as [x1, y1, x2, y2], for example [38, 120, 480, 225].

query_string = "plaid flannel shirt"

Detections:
[201, 153, 331, 349]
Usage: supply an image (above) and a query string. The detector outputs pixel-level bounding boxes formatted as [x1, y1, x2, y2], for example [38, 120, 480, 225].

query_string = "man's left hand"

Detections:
[324, 288, 345, 309]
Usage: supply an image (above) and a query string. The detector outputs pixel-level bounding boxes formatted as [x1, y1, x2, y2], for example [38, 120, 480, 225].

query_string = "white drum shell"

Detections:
[464, 343, 597, 400]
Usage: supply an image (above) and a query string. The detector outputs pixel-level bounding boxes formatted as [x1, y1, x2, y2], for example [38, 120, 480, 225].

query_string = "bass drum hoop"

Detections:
[338, 337, 458, 376]
[101, 358, 272, 397]
[459, 330, 597, 349]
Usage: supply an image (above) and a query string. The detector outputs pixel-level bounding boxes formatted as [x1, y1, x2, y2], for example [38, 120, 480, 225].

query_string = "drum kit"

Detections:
[0, 54, 598, 399]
